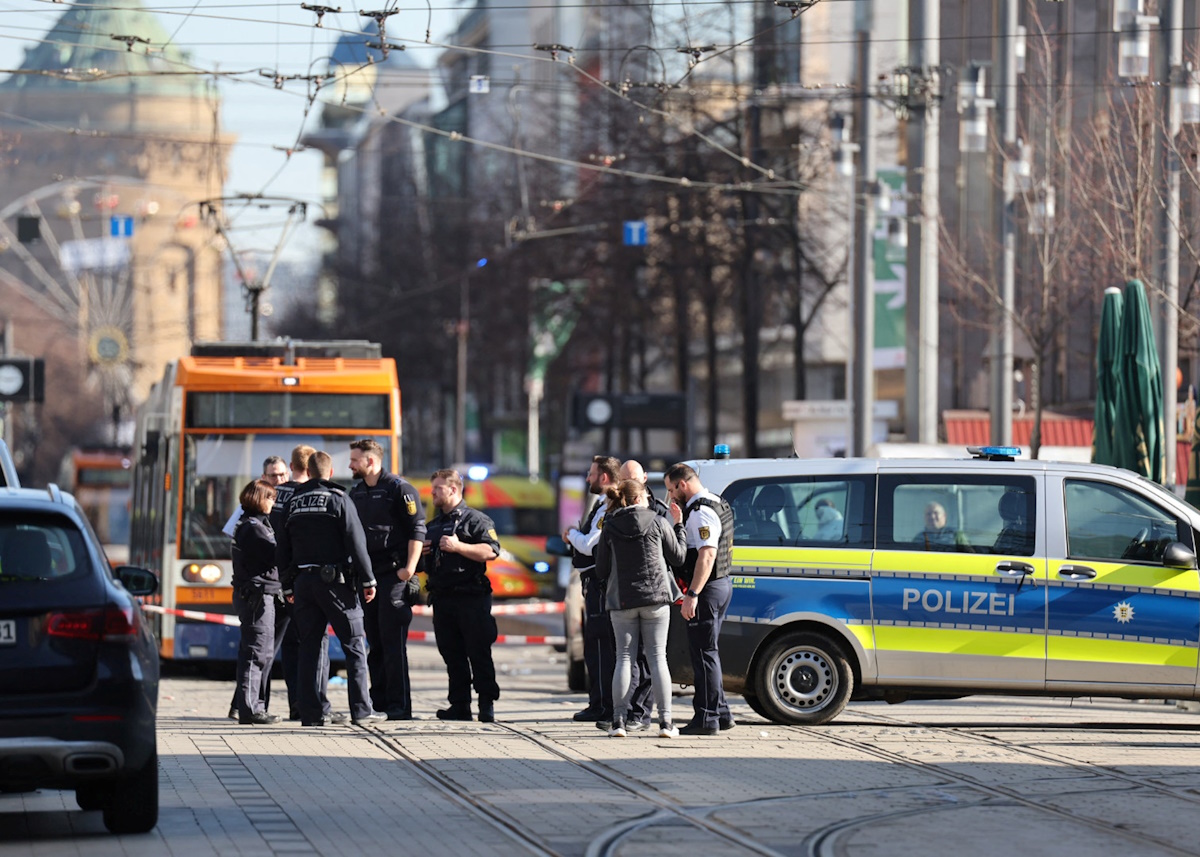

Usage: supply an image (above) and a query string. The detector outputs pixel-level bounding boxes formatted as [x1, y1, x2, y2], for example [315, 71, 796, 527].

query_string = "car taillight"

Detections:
[46, 606, 137, 640]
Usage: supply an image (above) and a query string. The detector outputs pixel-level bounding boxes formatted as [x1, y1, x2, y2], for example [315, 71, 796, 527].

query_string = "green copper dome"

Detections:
[1, 0, 202, 96]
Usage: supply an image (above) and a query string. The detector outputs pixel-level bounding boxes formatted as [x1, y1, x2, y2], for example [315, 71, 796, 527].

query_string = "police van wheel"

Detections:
[740, 690, 772, 722]
[754, 631, 852, 726]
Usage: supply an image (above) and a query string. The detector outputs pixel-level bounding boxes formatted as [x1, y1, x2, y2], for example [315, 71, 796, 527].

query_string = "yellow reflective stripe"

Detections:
[1050, 559, 1200, 592]
[733, 546, 871, 568]
[845, 624, 875, 651]
[1050, 637, 1198, 668]
[875, 627, 1045, 660]
[879, 549, 1042, 577]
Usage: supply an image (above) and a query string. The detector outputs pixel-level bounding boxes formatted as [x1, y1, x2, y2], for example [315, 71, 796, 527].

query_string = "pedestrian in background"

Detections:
[665, 463, 736, 736]
[278, 451, 384, 727]
[594, 478, 687, 738]
[562, 455, 620, 726]
[348, 438, 425, 720]
[423, 469, 501, 722]
[269, 445, 332, 721]
[223, 456, 288, 537]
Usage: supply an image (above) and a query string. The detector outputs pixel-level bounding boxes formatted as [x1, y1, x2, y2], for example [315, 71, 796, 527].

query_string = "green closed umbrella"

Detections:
[1093, 286, 1124, 466]
[1112, 279, 1165, 482]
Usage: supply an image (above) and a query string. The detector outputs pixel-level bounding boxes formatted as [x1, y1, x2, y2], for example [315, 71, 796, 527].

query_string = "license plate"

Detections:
[0, 619, 14, 646]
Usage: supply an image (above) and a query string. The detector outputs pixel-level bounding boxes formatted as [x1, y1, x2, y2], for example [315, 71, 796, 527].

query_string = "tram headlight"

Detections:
[182, 563, 223, 584]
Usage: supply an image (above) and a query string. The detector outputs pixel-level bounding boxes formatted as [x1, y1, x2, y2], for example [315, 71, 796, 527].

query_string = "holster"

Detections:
[318, 564, 347, 586]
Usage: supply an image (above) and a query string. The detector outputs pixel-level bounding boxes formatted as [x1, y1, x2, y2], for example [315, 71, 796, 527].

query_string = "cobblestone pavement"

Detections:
[5, 642, 1200, 856]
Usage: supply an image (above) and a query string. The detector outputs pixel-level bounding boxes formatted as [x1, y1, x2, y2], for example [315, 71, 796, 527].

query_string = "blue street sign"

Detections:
[109, 215, 134, 238]
[623, 220, 647, 247]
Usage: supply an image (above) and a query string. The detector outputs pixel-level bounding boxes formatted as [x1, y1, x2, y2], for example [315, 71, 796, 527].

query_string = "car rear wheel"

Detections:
[76, 783, 107, 811]
[752, 631, 853, 725]
[102, 750, 158, 834]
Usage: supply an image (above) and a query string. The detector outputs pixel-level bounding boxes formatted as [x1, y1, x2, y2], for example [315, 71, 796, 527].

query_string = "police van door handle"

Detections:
[995, 561, 1035, 577]
[1057, 564, 1097, 580]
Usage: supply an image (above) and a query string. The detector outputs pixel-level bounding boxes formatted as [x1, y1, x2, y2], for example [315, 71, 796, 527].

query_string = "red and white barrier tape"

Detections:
[407, 631, 566, 645]
[142, 604, 239, 626]
[410, 601, 565, 617]
[140, 603, 565, 646]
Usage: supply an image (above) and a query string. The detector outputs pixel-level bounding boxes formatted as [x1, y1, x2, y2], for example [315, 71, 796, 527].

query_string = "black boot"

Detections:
[477, 700, 495, 722]
[436, 703, 472, 721]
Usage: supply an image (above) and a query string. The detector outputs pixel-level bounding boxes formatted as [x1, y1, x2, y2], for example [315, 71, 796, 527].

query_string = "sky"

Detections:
[0, 0, 460, 268]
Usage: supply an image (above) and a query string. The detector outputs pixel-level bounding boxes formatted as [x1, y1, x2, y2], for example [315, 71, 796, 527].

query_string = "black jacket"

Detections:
[349, 472, 427, 564]
[276, 478, 374, 591]
[231, 511, 280, 595]
[425, 501, 500, 595]
[594, 505, 687, 611]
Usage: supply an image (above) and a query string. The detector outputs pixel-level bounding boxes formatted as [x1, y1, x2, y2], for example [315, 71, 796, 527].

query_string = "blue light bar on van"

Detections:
[967, 445, 1022, 461]
[714, 444, 731, 459]
[466, 465, 490, 481]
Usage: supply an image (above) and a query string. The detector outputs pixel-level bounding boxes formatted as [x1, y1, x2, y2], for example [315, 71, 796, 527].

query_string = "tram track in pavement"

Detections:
[360, 719, 790, 857]
[786, 706, 1200, 857]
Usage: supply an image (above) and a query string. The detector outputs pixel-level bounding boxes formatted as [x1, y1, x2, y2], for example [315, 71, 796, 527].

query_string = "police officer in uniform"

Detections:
[423, 468, 502, 722]
[227, 456, 289, 720]
[277, 450, 385, 726]
[270, 445, 333, 721]
[665, 462, 736, 736]
[562, 455, 621, 724]
[231, 478, 283, 724]
[348, 438, 426, 720]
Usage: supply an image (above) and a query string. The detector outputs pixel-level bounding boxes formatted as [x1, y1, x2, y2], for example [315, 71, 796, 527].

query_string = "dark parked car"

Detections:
[0, 482, 160, 834]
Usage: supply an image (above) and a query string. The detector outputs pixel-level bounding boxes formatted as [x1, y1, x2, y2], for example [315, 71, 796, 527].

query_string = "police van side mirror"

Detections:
[545, 535, 571, 557]
[1162, 541, 1198, 570]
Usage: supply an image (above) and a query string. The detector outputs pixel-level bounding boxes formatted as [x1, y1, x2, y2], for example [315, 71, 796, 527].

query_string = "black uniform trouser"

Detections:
[232, 588, 277, 718]
[685, 575, 732, 728]
[627, 641, 654, 724]
[582, 575, 614, 715]
[375, 574, 414, 715]
[583, 576, 652, 720]
[363, 582, 384, 709]
[293, 572, 372, 721]
[279, 602, 330, 718]
[431, 590, 499, 706]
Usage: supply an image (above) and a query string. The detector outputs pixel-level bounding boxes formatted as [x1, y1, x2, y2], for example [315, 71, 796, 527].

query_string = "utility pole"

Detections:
[851, 18, 876, 457]
[991, 0, 1018, 447]
[1, 320, 11, 453]
[905, 0, 940, 444]
[455, 273, 469, 465]
[1160, 0, 1182, 490]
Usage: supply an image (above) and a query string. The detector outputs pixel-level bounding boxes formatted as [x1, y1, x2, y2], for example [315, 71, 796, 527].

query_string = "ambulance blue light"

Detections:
[714, 444, 731, 459]
[533, 561, 550, 574]
[466, 465, 490, 481]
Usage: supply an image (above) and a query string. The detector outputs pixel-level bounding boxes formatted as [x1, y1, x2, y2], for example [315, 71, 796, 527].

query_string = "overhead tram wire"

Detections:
[0, 19, 813, 191]
[6, 4, 1179, 86]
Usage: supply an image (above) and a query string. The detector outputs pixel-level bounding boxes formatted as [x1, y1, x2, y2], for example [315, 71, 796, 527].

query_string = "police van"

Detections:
[666, 447, 1200, 725]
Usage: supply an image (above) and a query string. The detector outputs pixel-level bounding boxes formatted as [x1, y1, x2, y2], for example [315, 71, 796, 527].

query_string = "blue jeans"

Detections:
[610, 603, 672, 724]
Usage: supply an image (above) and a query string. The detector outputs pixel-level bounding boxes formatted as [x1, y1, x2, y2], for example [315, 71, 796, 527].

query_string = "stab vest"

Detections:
[571, 500, 603, 573]
[681, 495, 734, 585]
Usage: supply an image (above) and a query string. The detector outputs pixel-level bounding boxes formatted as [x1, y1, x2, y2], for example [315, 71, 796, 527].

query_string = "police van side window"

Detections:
[877, 474, 1037, 555]
[1063, 479, 1190, 564]
[724, 477, 875, 548]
